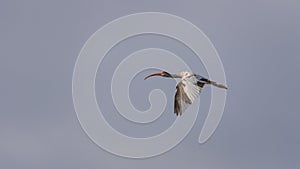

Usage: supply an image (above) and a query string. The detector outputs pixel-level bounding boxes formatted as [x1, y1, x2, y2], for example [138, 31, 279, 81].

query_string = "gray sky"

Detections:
[1, 0, 300, 169]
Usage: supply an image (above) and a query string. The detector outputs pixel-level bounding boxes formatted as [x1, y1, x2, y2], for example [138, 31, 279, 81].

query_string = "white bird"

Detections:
[144, 71, 227, 116]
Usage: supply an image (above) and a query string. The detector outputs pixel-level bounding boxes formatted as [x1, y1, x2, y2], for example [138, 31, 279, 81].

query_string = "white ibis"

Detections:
[144, 71, 227, 116]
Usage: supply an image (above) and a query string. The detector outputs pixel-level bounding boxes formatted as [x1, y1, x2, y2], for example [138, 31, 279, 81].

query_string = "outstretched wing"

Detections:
[174, 75, 205, 116]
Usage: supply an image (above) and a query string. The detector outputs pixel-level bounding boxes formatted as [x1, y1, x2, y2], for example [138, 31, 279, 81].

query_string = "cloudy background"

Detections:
[1, 0, 299, 168]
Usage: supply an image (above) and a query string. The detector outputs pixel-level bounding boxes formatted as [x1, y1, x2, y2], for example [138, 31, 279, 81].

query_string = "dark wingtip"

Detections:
[174, 111, 182, 116]
[223, 85, 228, 90]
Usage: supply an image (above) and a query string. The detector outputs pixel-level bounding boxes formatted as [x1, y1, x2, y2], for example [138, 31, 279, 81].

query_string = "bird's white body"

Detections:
[178, 71, 193, 78]
[172, 71, 205, 115]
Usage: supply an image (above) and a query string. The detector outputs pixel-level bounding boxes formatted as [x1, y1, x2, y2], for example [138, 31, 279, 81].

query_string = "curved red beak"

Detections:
[144, 72, 163, 80]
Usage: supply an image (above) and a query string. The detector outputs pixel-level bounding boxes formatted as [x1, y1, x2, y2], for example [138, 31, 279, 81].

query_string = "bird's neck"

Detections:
[171, 74, 182, 78]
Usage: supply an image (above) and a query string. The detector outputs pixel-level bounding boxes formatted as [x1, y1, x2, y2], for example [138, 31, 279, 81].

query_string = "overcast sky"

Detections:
[1, 0, 300, 169]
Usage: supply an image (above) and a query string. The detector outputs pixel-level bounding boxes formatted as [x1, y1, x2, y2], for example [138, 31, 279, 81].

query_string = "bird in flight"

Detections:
[144, 71, 227, 116]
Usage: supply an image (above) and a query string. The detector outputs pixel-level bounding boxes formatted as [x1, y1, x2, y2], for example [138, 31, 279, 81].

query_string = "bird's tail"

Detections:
[209, 81, 228, 89]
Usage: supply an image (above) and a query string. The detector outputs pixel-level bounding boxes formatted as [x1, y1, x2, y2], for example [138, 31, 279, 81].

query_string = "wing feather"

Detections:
[174, 75, 205, 116]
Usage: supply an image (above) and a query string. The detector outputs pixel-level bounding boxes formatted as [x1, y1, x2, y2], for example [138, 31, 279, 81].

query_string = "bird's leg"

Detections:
[209, 81, 228, 89]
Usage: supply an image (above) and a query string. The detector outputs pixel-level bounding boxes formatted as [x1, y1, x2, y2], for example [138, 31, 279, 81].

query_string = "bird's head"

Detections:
[144, 71, 172, 80]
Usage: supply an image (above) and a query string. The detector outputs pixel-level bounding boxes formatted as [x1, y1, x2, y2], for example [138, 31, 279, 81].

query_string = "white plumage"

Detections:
[144, 70, 227, 116]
